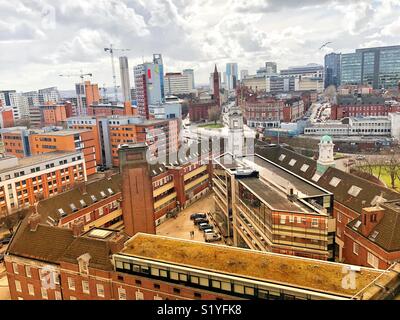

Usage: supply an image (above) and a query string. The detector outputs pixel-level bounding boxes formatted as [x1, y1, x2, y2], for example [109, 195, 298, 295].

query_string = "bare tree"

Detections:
[383, 154, 400, 190]
[208, 106, 221, 124]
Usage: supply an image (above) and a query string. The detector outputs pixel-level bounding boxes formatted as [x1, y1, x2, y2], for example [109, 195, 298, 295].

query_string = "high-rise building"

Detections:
[183, 69, 195, 89]
[164, 72, 194, 95]
[134, 55, 165, 119]
[324, 53, 341, 89]
[75, 81, 100, 116]
[340, 45, 400, 89]
[265, 62, 277, 74]
[38, 87, 61, 105]
[0, 90, 16, 107]
[240, 70, 249, 80]
[8, 92, 29, 120]
[119, 56, 131, 103]
[226, 63, 238, 90]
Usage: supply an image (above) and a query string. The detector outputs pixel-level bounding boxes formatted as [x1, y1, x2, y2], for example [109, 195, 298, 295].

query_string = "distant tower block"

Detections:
[118, 143, 156, 236]
[317, 135, 335, 174]
[213, 65, 221, 107]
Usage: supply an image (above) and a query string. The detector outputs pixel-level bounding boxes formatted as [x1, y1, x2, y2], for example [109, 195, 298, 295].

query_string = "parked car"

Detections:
[0, 234, 12, 245]
[199, 223, 213, 231]
[205, 232, 221, 243]
[203, 228, 213, 234]
[194, 218, 209, 225]
[356, 155, 366, 160]
[190, 213, 207, 220]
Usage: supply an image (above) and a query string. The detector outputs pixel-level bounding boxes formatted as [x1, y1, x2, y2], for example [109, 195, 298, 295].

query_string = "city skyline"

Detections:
[1, 0, 400, 91]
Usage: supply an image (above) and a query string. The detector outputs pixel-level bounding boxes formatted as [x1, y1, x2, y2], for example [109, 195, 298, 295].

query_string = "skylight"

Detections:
[353, 220, 362, 230]
[79, 199, 87, 208]
[329, 177, 341, 187]
[91, 195, 98, 202]
[348, 185, 362, 197]
[58, 208, 66, 217]
[107, 188, 114, 195]
[300, 164, 309, 172]
[100, 191, 107, 198]
[371, 195, 387, 206]
[70, 203, 78, 212]
[369, 230, 379, 240]
[289, 159, 297, 167]
[312, 173, 321, 182]
[278, 154, 286, 161]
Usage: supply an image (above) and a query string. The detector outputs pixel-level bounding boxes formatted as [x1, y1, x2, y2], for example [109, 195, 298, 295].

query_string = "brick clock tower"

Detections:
[213, 64, 220, 108]
[119, 143, 156, 236]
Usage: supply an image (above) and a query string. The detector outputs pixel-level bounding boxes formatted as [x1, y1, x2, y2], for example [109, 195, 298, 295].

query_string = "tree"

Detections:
[208, 106, 221, 124]
[383, 154, 400, 190]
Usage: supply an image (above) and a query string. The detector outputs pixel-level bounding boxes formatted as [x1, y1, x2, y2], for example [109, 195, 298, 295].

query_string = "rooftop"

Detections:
[119, 233, 390, 298]
[0, 151, 81, 174]
[30, 129, 91, 136]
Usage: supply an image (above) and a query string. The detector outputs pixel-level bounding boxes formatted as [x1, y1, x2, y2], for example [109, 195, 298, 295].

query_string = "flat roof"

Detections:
[245, 155, 325, 197]
[119, 233, 389, 298]
[239, 177, 307, 212]
[31, 129, 90, 136]
[0, 151, 81, 174]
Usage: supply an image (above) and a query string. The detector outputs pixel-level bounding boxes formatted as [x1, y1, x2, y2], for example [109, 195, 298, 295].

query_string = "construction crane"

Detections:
[104, 44, 130, 103]
[59, 71, 93, 115]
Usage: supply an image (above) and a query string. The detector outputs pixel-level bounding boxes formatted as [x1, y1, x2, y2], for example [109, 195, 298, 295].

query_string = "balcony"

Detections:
[153, 192, 177, 209]
[184, 166, 207, 181]
[184, 174, 209, 191]
[153, 182, 174, 198]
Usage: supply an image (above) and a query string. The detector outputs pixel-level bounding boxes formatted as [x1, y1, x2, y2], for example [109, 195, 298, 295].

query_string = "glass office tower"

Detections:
[324, 53, 341, 88]
[340, 45, 400, 89]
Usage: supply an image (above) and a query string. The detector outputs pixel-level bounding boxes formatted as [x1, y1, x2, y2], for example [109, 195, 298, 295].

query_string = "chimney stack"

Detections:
[72, 220, 85, 237]
[360, 206, 385, 237]
[109, 232, 126, 254]
[28, 212, 41, 232]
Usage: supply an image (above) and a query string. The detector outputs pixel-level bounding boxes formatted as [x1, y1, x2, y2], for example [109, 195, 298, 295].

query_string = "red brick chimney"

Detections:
[72, 220, 85, 237]
[28, 212, 41, 232]
[360, 206, 385, 237]
[109, 232, 126, 254]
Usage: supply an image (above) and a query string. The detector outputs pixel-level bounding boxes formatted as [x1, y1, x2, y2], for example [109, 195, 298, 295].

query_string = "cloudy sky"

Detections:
[0, 0, 400, 91]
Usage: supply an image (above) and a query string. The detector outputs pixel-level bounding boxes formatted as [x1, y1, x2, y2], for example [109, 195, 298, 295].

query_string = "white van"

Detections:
[205, 232, 221, 243]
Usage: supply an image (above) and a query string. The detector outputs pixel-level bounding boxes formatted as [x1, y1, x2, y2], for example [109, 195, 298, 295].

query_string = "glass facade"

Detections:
[340, 53, 362, 85]
[340, 46, 400, 89]
[324, 53, 341, 88]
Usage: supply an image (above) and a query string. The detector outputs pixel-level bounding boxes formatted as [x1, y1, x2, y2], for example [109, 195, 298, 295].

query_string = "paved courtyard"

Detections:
[157, 193, 223, 244]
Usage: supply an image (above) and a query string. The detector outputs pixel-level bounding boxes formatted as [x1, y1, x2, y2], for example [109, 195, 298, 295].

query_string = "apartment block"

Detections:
[0, 127, 30, 158]
[0, 151, 86, 216]
[29, 129, 97, 175]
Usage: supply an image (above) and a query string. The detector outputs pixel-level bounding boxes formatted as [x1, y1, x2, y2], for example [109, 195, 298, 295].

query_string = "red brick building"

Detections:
[5, 226, 400, 300]
[330, 95, 400, 120]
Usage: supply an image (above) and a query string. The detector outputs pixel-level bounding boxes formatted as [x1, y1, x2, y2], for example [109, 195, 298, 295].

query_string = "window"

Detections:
[211, 280, 221, 289]
[353, 242, 359, 255]
[288, 159, 297, 166]
[70, 296, 77, 300]
[154, 284, 160, 289]
[311, 218, 319, 228]
[311, 173, 321, 182]
[280, 215, 286, 224]
[337, 227, 341, 237]
[96, 284, 105, 297]
[135, 280, 142, 286]
[337, 212, 342, 222]
[136, 291, 144, 300]
[25, 266, 32, 278]
[15, 280, 22, 292]
[234, 284, 244, 294]
[278, 154, 286, 161]
[289, 216, 295, 223]
[297, 217, 302, 224]
[194, 292, 202, 298]
[55, 291, 62, 300]
[82, 280, 90, 294]
[28, 283, 35, 296]
[41, 287, 48, 300]
[367, 252, 379, 269]
[348, 185, 362, 197]
[85, 213, 91, 222]
[329, 177, 341, 187]
[173, 288, 181, 294]
[68, 277, 76, 291]
[300, 164, 309, 172]
[118, 287, 127, 300]
[13, 263, 19, 274]
[190, 276, 199, 284]
[245, 286, 255, 296]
